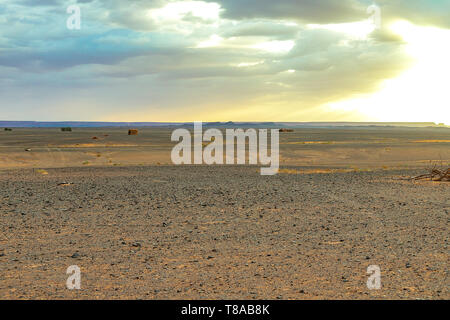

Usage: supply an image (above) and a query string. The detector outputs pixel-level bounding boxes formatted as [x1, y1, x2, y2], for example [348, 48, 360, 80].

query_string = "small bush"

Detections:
[413, 167, 450, 181]
[61, 127, 72, 132]
[4, 128, 12, 131]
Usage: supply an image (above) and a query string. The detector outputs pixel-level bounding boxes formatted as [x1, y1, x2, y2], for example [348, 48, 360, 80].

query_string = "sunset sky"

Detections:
[0, 0, 449, 123]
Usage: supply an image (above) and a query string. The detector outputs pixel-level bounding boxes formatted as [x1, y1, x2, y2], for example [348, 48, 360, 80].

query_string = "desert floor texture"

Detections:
[0, 127, 448, 299]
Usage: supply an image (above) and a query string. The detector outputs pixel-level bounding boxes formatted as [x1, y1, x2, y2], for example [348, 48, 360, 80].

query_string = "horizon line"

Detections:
[0, 120, 445, 124]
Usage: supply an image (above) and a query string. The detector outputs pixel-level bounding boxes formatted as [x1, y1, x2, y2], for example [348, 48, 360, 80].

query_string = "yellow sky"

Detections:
[101, 17, 450, 124]
[326, 21, 450, 125]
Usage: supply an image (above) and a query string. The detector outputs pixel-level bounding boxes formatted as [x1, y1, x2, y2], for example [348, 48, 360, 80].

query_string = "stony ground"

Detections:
[0, 165, 448, 299]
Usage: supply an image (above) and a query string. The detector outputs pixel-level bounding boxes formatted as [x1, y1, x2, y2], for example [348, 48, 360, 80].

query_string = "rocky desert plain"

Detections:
[0, 126, 448, 299]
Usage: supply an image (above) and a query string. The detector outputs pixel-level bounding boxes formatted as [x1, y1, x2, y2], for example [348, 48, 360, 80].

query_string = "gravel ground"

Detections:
[0, 165, 448, 299]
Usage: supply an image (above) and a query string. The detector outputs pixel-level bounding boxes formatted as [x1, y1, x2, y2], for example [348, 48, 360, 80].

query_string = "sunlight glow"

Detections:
[325, 21, 450, 125]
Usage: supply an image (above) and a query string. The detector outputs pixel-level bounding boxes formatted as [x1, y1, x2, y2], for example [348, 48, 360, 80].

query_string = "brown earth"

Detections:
[0, 127, 448, 299]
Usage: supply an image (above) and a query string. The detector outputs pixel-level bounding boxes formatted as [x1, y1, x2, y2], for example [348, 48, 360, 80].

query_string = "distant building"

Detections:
[128, 129, 139, 135]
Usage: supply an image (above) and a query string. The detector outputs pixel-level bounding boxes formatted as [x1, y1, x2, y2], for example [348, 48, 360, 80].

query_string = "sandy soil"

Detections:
[1, 127, 450, 169]
[0, 128, 448, 299]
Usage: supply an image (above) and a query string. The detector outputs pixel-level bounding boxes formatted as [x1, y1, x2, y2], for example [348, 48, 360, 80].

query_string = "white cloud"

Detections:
[252, 40, 295, 53]
[196, 34, 223, 48]
[1, 0, 445, 122]
[148, 1, 221, 22]
[307, 20, 377, 40]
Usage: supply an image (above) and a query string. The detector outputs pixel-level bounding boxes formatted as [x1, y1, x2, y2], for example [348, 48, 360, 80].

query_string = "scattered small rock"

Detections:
[57, 182, 73, 186]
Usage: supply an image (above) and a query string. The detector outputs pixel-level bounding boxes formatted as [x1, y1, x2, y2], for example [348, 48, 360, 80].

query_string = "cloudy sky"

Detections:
[0, 0, 449, 123]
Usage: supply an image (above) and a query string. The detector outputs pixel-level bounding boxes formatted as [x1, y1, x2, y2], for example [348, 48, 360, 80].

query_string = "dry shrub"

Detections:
[413, 163, 450, 181]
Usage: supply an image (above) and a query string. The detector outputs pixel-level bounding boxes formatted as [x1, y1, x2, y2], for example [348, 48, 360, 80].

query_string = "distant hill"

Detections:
[0, 121, 179, 128]
[0, 121, 448, 129]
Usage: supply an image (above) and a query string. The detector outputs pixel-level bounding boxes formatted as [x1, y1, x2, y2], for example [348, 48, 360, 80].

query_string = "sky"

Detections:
[0, 0, 449, 123]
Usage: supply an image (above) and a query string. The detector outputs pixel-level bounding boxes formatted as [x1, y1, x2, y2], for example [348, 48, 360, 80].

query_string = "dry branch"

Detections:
[412, 167, 450, 181]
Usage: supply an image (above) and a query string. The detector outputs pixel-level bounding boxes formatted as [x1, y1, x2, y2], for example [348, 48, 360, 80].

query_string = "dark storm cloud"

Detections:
[205, 0, 367, 23]
[209, 0, 450, 29]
